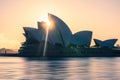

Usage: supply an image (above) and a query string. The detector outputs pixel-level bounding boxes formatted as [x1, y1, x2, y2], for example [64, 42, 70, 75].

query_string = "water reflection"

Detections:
[90, 58, 118, 80]
[0, 57, 26, 80]
[0, 57, 120, 80]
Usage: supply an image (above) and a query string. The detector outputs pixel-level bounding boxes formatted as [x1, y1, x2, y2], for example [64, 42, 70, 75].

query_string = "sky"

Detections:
[0, 0, 120, 51]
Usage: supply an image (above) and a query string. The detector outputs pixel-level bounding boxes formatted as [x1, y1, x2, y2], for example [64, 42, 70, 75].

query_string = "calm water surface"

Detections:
[0, 57, 120, 80]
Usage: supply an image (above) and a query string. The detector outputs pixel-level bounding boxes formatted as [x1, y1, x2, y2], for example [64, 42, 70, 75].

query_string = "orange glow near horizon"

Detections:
[0, 0, 120, 50]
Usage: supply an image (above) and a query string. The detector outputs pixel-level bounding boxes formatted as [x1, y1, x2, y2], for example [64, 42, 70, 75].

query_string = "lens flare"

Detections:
[42, 14, 50, 57]
[41, 14, 51, 26]
[43, 25, 49, 57]
[46, 21, 51, 26]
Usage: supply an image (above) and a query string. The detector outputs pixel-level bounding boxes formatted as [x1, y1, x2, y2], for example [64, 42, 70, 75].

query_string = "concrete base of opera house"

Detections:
[18, 47, 120, 57]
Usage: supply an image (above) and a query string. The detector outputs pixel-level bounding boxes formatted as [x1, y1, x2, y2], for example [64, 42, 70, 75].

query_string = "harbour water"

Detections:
[0, 57, 120, 80]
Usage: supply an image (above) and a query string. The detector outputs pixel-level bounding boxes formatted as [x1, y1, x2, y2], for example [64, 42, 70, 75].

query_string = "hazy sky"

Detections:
[0, 0, 120, 50]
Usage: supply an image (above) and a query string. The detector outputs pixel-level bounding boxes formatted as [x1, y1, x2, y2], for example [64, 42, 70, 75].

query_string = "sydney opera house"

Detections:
[18, 13, 120, 57]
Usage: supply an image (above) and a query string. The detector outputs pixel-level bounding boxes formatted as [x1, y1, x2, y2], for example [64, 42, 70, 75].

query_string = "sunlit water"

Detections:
[0, 57, 120, 80]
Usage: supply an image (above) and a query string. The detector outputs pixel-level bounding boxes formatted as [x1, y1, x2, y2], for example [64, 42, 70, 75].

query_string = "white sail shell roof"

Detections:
[94, 39, 118, 48]
[37, 21, 64, 45]
[71, 31, 92, 47]
[23, 27, 45, 42]
[47, 13, 72, 47]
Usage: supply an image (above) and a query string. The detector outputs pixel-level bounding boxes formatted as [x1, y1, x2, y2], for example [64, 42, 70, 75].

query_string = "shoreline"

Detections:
[1, 52, 120, 57]
[0, 53, 19, 57]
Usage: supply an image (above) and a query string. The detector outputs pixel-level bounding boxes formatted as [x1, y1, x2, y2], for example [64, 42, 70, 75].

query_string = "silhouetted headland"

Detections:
[0, 53, 18, 57]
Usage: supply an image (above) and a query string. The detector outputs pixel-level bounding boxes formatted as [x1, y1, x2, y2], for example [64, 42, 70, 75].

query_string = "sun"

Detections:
[46, 20, 51, 26]
[41, 14, 51, 26]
